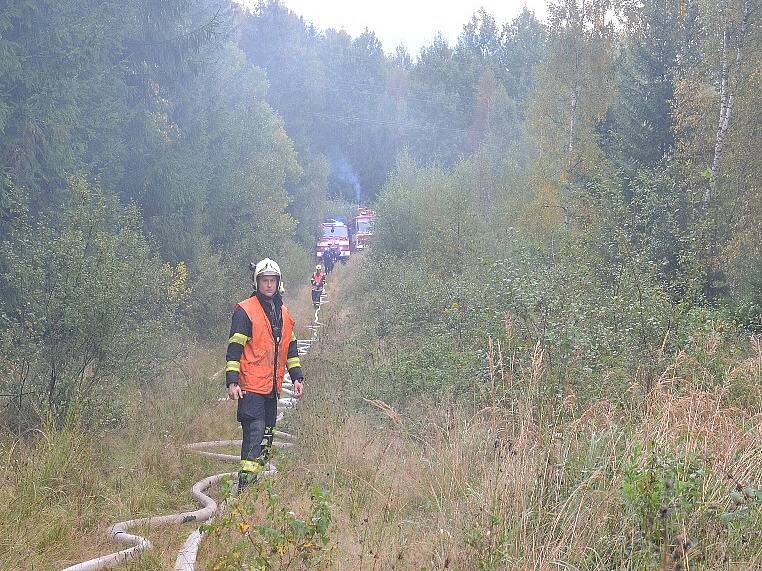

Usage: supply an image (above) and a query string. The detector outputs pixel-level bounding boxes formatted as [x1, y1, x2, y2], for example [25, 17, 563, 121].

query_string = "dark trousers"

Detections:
[237, 392, 278, 464]
[311, 288, 322, 303]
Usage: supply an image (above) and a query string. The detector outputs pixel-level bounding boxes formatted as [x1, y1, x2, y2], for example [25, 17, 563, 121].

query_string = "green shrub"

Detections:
[0, 175, 177, 429]
[205, 480, 332, 570]
[621, 446, 706, 564]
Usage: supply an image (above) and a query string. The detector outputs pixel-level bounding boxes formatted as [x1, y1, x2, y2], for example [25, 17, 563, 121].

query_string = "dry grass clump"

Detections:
[241, 305, 761, 570]
[0, 340, 231, 570]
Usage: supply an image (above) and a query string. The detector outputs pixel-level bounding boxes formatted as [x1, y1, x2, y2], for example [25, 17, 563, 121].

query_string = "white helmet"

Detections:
[251, 258, 283, 292]
[253, 258, 281, 278]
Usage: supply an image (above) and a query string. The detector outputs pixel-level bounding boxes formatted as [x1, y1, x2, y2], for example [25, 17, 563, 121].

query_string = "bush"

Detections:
[205, 480, 332, 570]
[0, 175, 178, 429]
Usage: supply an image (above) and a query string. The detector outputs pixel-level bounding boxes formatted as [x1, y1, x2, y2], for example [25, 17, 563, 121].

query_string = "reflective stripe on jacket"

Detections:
[237, 296, 295, 395]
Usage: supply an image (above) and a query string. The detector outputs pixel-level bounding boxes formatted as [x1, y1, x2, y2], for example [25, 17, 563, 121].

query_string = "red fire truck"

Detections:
[316, 219, 350, 261]
[349, 208, 375, 251]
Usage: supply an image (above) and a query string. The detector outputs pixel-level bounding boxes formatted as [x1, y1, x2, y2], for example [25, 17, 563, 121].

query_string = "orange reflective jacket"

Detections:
[237, 296, 295, 395]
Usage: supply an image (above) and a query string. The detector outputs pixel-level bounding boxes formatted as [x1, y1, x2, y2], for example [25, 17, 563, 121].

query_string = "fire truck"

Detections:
[349, 207, 375, 251]
[316, 219, 350, 261]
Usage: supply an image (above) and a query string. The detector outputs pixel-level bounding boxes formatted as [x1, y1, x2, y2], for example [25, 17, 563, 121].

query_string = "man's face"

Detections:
[258, 274, 278, 297]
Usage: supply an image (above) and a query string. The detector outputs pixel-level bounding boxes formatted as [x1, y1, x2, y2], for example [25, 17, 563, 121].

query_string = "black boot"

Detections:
[237, 470, 258, 492]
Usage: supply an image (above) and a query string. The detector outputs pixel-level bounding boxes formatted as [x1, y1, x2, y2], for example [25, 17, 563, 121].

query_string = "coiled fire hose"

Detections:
[63, 288, 328, 571]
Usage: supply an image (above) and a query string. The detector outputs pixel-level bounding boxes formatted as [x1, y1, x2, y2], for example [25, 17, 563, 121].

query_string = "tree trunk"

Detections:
[562, 84, 580, 228]
[707, 0, 750, 210]
[707, 27, 732, 209]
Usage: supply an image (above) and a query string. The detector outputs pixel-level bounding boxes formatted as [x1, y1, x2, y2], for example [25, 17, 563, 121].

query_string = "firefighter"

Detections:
[225, 258, 304, 490]
[311, 264, 326, 308]
[323, 246, 335, 274]
[331, 242, 343, 265]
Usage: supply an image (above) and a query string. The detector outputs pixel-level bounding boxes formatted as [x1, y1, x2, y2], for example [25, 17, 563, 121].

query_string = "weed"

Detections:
[205, 480, 332, 570]
[621, 446, 706, 565]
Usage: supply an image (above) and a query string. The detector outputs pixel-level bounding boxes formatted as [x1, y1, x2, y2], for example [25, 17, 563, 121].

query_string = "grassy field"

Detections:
[198, 257, 762, 570]
[0, 280, 319, 570]
[2, 258, 760, 570]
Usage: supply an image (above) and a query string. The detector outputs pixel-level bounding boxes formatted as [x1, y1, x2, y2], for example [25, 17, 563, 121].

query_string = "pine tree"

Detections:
[608, 0, 680, 169]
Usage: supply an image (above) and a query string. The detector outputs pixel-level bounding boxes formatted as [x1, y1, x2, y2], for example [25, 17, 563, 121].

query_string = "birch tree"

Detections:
[527, 0, 617, 230]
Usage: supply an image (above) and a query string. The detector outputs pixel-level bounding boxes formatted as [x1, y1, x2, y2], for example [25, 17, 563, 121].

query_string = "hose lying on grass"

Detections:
[63, 290, 328, 571]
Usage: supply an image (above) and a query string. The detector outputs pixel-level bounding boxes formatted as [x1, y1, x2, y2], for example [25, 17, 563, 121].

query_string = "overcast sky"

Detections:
[239, 1, 548, 55]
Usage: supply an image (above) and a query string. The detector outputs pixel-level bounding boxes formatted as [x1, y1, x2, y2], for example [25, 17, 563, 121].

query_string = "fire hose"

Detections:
[63, 289, 328, 571]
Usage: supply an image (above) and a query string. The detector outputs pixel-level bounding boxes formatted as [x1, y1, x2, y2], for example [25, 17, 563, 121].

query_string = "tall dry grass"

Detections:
[219, 261, 762, 570]
[0, 341, 231, 569]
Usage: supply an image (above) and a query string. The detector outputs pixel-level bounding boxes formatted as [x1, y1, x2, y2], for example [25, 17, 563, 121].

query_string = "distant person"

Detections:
[224, 258, 304, 490]
[311, 264, 326, 308]
[323, 247, 335, 274]
[331, 243, 343, 265]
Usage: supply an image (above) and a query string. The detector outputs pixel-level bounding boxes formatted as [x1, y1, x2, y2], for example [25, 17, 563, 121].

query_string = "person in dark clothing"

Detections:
[225, 258, 304, 489]
[331, 243, 344, 265]
[322, 247, 335, 274]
